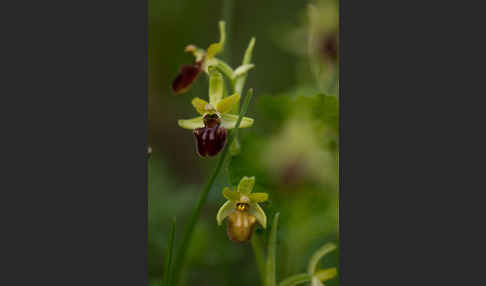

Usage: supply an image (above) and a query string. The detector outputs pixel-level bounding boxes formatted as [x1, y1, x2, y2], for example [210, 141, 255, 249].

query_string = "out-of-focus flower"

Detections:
[178, 68, 254, 157]
[262, 111, 335, 186]
[216, 176, 268, 243]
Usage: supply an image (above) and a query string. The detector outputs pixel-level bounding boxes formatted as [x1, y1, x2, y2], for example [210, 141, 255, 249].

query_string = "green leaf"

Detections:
[162, 218, 176, 286]
[278, 273, 312, 286]
[307, 243, 337, 275]
[234, 37, 256, 95]
[265, 212, 280, 286]
[238, 176, 255, 194]
[315, 268, 337, 282]
[251, 234, 266, 284]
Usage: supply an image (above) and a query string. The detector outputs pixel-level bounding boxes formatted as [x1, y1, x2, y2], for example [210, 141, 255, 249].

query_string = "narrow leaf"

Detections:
[251, 234, 266, 284]
[307, 243, 337, 275]
[278, 273, 312, 286]
[162, 218, 176, 286]
[315, 268, 337, 282]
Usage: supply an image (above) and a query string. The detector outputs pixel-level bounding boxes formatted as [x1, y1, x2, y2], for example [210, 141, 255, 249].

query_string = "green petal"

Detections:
[249, 192, 268, 203]
[206, 21, 226, 59]
[216, 93, 240, 114]
[216, 200, 233, 226]
[315, 268, 337, 282]
[249, 203, 267, 229]
[307, 243, 337, 274]
[220, 113, 254, 129]
[178, 116, 204, 130]
[192, 97, 210, 115]
[222, 187, 240, 201]
[238, 176, 255, 194]
[209, 67, 224, 104]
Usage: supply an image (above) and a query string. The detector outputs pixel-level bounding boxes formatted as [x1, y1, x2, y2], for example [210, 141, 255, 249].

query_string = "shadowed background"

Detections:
[149, 0, 339, 285]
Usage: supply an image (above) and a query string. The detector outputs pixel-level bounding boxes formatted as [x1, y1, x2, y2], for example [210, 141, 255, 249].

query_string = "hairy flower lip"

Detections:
[226, 210, 256, 243]
[194, 124, 227, 157]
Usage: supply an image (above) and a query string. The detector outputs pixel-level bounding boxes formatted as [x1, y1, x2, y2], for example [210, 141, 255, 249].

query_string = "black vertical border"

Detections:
[1, 0, 148, 284]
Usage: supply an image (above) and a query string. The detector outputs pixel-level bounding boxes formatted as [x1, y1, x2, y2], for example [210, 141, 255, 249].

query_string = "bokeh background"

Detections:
[149, 0, 339, 285]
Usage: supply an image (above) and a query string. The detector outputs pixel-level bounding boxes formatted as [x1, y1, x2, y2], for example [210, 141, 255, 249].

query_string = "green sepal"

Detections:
[216, 200, 233, 226]
[206, 21, 226, 58]
[249, 202, 267, 229]
[178, 116, 204, 129]
[249, 192, 268, 203]
[237, 176, 255, 194]
[222, 187, 240, 201]
[221, 114, 254, 129]
[208, 67, 224, 105]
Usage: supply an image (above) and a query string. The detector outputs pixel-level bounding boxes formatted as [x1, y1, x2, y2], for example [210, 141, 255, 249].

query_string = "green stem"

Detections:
[251, 233, 266, 284]
[162, 218, 176, 286]
[265, 213, 280, 286]
[171, 89, 254, 285]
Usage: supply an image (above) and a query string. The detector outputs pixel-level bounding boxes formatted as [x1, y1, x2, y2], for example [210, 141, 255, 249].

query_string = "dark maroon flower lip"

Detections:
[194, 125, 227, 157]
[171, 61, 202, 94]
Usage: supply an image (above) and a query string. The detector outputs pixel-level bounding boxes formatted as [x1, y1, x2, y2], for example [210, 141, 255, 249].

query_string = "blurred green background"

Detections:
[149, 0, 339, 285]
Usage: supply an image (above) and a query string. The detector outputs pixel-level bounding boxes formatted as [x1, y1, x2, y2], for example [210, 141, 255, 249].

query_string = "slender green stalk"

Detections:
[162, 218, 176, 286]
[251, 233, 266, 284]
[171, 89, 254, 285]
[265, 213, 280, 286]
[278, 273, 313, 286]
